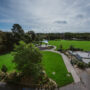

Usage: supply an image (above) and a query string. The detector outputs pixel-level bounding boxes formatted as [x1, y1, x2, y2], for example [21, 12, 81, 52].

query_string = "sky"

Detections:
[0, 0, 90, 33]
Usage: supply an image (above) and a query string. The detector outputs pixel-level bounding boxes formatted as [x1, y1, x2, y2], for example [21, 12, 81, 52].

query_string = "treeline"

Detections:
[0, 24, 42, 54]
[0, 24, 90, 54]
[36, 33, 90, 40]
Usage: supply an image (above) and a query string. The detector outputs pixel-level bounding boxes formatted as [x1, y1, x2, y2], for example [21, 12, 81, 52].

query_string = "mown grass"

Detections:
[0, 53, 15, 72]
[0, 51, 73, 86]
[42, 51, 73, 86]
[49, 40, 90, 51]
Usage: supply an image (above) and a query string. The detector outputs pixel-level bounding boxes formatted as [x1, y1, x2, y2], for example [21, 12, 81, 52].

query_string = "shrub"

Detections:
[69, 45, 74, 51]
[60, 44, 62, 49]
[69, 45, 83, 51]
[88, 62, 90, 67]
[70, 60, 78, 65]
[58, 44, 63, 51]
[77, 62, 86, 69]
[47, 46, 54, 49]
[1, 65, 7, 73]
[5, 71, 21, 83]
[0, 71, 6, 81]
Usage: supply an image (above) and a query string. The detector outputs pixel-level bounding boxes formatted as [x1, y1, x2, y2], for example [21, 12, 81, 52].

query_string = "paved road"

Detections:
[80, 70, 90, 90]
[60, 70, 90, 90]
[60, 82, 86, 90]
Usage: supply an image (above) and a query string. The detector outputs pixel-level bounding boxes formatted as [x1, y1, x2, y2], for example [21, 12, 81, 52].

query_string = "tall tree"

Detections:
[27, 31, 36, 41]
[11, 24, 25, 43]
[12, 41, 43, 78]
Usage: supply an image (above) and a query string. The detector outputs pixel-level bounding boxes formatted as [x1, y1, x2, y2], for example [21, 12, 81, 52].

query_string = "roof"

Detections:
[42, 40, 48, 44]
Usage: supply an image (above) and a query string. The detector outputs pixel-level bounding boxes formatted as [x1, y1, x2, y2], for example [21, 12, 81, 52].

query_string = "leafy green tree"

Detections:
[11, 24, 25, 43]
[5, 32, 15, 51]
[0, 31, 7, 54]
[12, 41, 43, 78]
[12, 24, 24, 35]
[27, 31, 36, 41]
[23, 34, 32, 43]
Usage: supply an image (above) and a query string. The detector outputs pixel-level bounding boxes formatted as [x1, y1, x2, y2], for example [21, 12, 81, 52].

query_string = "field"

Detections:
[0, 51, 73, 86]
[0, 53, 15, 72]
[42, 51, 73, 86]
[49, 40, 90, 51]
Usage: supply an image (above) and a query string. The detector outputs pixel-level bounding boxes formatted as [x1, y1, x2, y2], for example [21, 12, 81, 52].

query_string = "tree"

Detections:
[60, 44, 63, 49]
[69, 45, 74, 51]
[5, 32, 15, 51]
[0, 31, 7, 54]
[12, 41, 43, 78]
[11, 24, 25, 43]
[0, 31, 16, 54]
[23, 34, 32, 43]
[27, 31, 36, 41]
[12, 24, 24, 35]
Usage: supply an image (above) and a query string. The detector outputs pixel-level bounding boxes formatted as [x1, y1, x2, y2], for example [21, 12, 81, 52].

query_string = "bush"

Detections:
[70, 60, 78, 66]
[0, 71, 6, 81]
[88, 62, 90, 67]
[71, 59, 88, 69]
[47, 46, 54, 49]
[1, 65, 7, 73]
[69, 45, 74, 51]
[69, 45, 83, 51]
[77, 62, 86, 69]
[58, 44, 63, 51]
[5, 71, 21, 83]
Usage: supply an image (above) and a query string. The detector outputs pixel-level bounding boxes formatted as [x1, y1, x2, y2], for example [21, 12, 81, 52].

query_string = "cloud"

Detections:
[0, 0, 90, 32]
[76, 14, 84, 19]
[54, 20, 67, 24]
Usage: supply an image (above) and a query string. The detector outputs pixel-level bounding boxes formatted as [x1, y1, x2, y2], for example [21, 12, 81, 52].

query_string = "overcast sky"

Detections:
[0, 0, 90, 33]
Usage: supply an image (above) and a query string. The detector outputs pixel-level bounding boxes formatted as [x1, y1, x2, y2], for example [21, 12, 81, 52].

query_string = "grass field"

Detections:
[49, 40, 90, 51]
[0, 53, 15, 72]
[0, 51, 73, 86]
[42, 51, 73, 86]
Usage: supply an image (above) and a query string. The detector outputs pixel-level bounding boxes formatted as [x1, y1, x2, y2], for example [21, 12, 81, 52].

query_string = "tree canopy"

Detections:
[11, 24, 25, 42]
[12, 41, 43, 78]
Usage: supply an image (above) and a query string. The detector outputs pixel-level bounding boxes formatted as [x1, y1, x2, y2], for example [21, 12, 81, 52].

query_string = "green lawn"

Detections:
[0, 51, 73, 86]
[42, 51, 73, 86]
[0, 53, 15, 72]
[49, 40, 90, 51]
